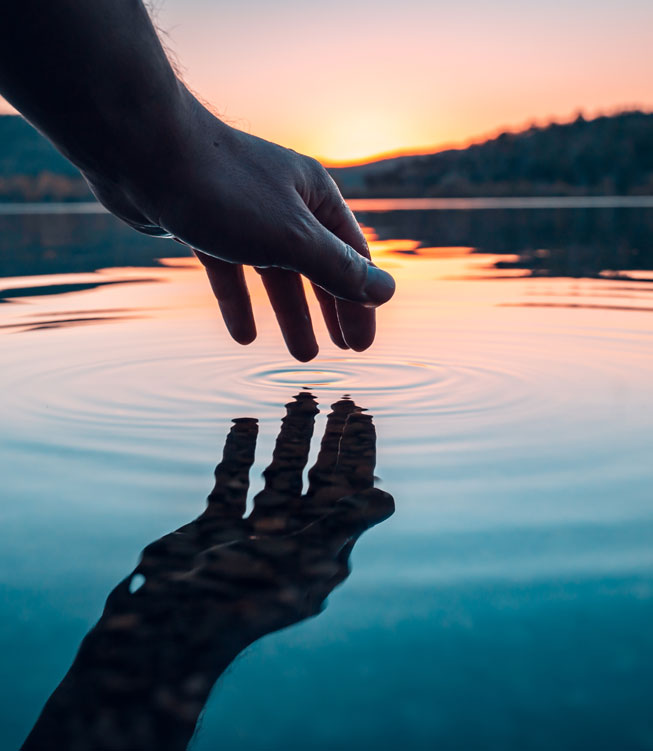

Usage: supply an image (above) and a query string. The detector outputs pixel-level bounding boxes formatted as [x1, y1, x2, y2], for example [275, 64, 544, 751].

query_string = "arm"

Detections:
[22, 397, 394, 751]
[0, 1, 395, 360]
[0, 0, 189, 198]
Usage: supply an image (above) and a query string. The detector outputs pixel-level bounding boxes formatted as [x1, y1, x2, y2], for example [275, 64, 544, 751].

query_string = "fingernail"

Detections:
[363, 264, 396, 306]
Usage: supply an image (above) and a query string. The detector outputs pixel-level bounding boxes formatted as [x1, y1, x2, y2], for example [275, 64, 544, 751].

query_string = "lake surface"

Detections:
[1, 199, 653, 750]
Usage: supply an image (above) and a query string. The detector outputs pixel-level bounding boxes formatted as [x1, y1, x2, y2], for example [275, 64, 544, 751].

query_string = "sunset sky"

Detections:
[2, 0, 652, 164]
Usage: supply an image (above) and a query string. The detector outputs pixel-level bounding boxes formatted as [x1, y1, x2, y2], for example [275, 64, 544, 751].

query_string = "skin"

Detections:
[0, 1, 396, 361]
[22, 394, 394, 750]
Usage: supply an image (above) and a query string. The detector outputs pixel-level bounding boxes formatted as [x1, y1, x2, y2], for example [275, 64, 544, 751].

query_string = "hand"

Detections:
[0, 0, 394, 361]
[87, 95, 396, 361]
[23, 394, 394, 751]
[132, 392, 394, 636]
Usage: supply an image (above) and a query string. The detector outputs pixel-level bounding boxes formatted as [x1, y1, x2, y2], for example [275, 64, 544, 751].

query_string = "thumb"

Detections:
[293, 214, 396, 306]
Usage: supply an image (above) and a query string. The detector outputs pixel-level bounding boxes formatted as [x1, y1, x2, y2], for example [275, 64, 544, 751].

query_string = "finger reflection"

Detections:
[23, 394, 394, 751]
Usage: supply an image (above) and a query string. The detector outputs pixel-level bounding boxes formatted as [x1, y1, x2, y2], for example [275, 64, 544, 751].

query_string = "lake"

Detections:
[1, 199, 653, 750]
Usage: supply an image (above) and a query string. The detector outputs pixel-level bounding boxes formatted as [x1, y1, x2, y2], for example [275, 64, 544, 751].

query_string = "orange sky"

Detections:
[1, 0, 652, 164]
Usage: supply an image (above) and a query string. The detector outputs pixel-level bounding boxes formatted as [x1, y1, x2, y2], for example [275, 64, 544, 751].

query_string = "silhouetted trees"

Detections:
[0, 115, 91, 201]
[2, 110, 653, 201]
[330, 111, 653, 198]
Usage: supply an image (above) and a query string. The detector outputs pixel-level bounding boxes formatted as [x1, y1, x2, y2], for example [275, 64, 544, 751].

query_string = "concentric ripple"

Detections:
[244, 357, 530, 418]
[4, 346, 533, 438]
[7, 299, 651, 446]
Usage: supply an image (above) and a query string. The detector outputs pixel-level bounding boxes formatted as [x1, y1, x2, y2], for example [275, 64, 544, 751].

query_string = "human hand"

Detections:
[23, 394, 393, 750]
[131, 392, 394, 637]
[87, 95, 396, 361]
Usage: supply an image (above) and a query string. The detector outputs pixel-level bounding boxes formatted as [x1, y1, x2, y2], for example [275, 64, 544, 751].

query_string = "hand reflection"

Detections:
[23, 393, 394, 751]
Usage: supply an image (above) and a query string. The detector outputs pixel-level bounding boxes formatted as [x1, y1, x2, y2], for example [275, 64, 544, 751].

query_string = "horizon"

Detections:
[321, 106, 653, 167]
[1, 0, 652, 163]
[2, 105, 650, 171]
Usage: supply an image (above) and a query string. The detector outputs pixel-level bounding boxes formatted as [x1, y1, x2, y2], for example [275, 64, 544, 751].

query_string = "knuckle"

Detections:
[305, 154, 325, 175]
[305, 156, 333, 196]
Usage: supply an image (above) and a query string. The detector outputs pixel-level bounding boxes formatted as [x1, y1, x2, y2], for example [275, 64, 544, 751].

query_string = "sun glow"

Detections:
[1, 0, 652, 165]
[309, 109, 424, 165]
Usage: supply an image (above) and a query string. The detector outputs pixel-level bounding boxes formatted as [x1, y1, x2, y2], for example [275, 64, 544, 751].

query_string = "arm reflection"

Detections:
[23, 392, 394, 751]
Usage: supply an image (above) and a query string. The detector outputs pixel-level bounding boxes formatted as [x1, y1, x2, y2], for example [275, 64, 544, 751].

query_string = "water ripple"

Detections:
[245, 357, 529, 418]
[6, 351, 532, 434]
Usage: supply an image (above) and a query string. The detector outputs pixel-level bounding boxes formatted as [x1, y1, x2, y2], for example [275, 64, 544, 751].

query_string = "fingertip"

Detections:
[227, 318, 257, 346]
[348, 338, 374, 353]
[290, 341, 319, 362]
[337, 301, 376, 352]
[345, 330, 375, 352]
[232, 328, 257, 346]
[362, 264, 396, 307]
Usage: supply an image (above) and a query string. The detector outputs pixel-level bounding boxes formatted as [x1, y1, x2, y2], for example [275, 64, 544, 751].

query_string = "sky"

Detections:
[2, 0, 652, 164]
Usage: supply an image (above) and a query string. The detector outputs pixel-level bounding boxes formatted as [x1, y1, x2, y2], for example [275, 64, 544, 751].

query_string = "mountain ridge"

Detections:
[1, 110, 652, 201]
[330, 110, 653, 198]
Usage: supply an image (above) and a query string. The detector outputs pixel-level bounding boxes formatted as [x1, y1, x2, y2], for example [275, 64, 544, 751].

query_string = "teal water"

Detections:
[1, 201, 653, 749]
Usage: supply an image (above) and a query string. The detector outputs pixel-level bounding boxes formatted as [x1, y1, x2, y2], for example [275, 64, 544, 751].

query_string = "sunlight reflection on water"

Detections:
[2, 205, 653, 750]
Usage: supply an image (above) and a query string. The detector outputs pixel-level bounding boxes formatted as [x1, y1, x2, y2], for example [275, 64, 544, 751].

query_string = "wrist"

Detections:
[105, 91, 234, 229]
[82, 78, 194, 189]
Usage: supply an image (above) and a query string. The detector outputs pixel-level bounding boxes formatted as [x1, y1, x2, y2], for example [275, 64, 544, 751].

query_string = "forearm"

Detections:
[0, 0, 190, 187]
[22, 614, 248, 751]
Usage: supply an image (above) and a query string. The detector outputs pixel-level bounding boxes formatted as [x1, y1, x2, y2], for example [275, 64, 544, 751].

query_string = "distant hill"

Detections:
[1, 110, 653, 201]
[330, 111, 653, 198]
[0, 115, 91, 201]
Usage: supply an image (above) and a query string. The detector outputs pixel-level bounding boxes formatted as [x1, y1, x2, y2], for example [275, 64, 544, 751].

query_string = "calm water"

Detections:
[1, 200, 653, 749]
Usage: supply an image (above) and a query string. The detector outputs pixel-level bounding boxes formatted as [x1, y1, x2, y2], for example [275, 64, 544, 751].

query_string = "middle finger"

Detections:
[258, 268, 318, 361]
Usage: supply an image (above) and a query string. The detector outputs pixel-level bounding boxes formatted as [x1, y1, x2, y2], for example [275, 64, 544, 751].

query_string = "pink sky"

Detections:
[2, 0, 651, 163]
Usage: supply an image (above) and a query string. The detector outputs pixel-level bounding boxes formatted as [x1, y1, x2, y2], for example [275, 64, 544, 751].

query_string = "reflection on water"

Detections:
[3, 200, 653, 281]
[0, 313, 141, 333]
[0, 209, 191, 278]
[22, 395, 393, 750]
[0, 279, 157, 303]
[356, 204, 653, 280]
[2, 202, 653, 750]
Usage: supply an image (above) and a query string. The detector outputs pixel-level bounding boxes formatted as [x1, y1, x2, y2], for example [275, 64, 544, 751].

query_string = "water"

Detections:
[1, 200, 653, 749]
